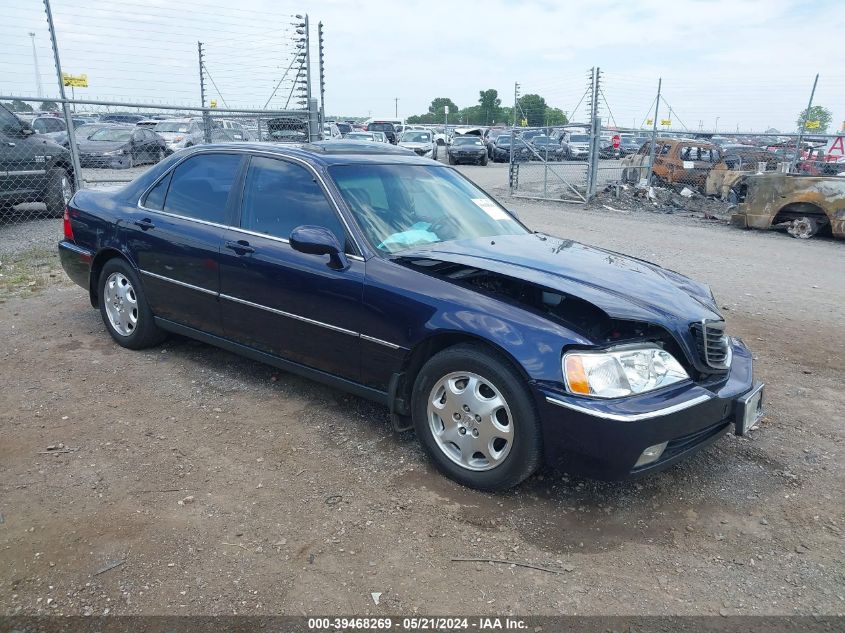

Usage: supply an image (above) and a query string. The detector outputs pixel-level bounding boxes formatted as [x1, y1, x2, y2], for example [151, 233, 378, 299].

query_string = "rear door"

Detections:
[125, 152, 244, 336]
[218, 155, 364, 380]
[0, 106, 47, 198]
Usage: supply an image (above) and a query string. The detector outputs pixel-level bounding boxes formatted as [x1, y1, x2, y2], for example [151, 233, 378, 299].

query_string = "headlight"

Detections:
[563, 346, 689, 398]
[104, 149, 125, 156]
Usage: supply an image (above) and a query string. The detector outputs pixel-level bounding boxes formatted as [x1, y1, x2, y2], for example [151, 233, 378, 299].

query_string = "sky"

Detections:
[2, 0, 844, 133]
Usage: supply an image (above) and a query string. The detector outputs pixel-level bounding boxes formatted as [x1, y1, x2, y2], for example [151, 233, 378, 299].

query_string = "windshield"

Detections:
[88, 128, 132, 142]
[497, 135, 511, 144]
[569, 135, 589, 142]
[75, 124, 108, 139]
[401, 131, 432, 143]
[337, 123, 352, 133]
[155, 122, 190, 133]
[533, 136, 552, 144]
[453, 137, 483, 146]
[330, 164, 527, 253]
[369, 123, 394, 132]
[347, 133, 373, 140]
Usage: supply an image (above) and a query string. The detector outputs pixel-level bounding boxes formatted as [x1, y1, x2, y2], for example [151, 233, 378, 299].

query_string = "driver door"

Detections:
[218, 155, 364, 381]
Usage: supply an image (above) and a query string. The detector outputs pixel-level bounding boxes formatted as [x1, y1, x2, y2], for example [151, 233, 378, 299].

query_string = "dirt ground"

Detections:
[1, 174, 844, 617]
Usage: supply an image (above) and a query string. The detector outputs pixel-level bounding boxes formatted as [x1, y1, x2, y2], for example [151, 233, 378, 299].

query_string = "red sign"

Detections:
[612, 134, 621, 149]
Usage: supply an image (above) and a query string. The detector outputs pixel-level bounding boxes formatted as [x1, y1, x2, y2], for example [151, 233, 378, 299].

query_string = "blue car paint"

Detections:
[58, 143, 759, 481]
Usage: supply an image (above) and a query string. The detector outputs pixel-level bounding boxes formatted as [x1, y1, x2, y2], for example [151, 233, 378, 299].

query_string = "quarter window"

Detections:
[143, 172, 172, 211]
[240, 156, 350, 250]
[162, 153, 241, 223]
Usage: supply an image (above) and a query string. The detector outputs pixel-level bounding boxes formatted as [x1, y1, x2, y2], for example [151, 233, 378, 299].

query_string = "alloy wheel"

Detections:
[427, 371, 514, 471]
[103, 272, 139, 336]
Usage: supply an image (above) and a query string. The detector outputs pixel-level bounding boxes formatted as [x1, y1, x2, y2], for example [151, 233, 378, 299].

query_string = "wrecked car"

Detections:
[704, 146, 781, 200]
[731, 172, 845, 239]
[621, 138, 721, 188]
[58, 141, 764, 491]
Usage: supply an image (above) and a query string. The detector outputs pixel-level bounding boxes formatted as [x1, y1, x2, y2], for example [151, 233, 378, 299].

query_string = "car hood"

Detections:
[399, 142, 432, 149]
[451, 144, 486, 151]
[77, 140, 128, 152]
[157, 132, 188, 141]
[395, 233, 721, 327]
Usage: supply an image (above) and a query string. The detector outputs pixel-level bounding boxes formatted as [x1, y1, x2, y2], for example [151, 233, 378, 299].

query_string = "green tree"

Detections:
[517, 93, 547, 127]
[11, 99, 34, 112]
[428, 97, 459, 117]
[545, 107, 569, 126]
[39, 100, 59, 112]
[796, 105, 832, 133]
[478, 89, 501, 124]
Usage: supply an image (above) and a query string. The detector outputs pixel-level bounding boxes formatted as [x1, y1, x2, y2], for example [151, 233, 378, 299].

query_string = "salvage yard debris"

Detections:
[589, 182, 736, 220]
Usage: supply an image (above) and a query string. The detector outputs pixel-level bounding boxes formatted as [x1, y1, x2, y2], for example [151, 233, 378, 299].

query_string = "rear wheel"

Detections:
[481, 154, 488, 166]
[98, 258, 166, 349]
[787, 215, 821, 239]
[448, 155, 455, 165]
[43, 167, 74, 217]
[411, 344, 542, 491]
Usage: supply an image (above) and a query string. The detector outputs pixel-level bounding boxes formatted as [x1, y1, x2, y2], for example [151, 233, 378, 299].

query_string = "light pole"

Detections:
[29, 32, 44, 98]
[715, 116, 719, 133]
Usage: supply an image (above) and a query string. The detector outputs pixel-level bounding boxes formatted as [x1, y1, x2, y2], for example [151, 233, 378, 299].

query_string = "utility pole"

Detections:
[43, 0, 82, 191]
[793, 73, 819, 172]
[647, 78, 661, 187]
[304, 14, 315, 140]
[198, 41, 211, 143]
[394, 97, 399, 118]
[29, 32, 44, 98]
[317, 21, 325, 128]
[513, 82, 520, 127]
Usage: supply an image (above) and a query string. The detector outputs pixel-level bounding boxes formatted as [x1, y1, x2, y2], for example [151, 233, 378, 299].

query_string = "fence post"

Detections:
[308, 98, 320, 142]
[792, 73, 819, 173]
[647, 78, 662, 187]
[198, 42, 212, 143]
[509, 82, 520, 194]
[43, 0, 82, 191]
[586, 67, 601, 199]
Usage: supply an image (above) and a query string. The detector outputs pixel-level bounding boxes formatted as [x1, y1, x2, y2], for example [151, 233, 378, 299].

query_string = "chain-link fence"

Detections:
[507, 68, 845, 204]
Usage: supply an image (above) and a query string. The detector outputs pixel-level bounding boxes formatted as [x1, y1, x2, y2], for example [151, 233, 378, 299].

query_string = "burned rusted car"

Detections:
[705, 146, 782, 200]
[621, 139, 720, 188]
[730, 172, 845, 239]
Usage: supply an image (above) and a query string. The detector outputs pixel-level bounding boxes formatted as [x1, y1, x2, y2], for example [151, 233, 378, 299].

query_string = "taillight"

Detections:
[62, 207, 74, 241]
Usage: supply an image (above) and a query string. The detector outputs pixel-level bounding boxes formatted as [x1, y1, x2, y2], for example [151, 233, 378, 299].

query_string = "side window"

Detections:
[638, 142, 650, 156]
[143, 172, 172, 210]
[0, 106, 23, 136]
[163, 153, 241, 223]
[659, 144, 672, 155]
[240, 156, 351, 251]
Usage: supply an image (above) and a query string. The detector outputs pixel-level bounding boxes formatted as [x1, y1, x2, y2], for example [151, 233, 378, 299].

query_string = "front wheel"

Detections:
[98, 258, 166, 349]
[448, 155, 455, 165]
[787, 216, 820, 239]
[480, 154, 488, 166]
[411, 344, 543, 491]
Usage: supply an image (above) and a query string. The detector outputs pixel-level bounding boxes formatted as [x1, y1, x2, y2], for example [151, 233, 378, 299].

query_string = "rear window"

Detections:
[162, 153, 241, 224]
[369, 122, 395, 132]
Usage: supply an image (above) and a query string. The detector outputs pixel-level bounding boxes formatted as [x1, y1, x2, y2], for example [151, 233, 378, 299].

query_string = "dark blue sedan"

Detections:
[58, 141, 764, 491]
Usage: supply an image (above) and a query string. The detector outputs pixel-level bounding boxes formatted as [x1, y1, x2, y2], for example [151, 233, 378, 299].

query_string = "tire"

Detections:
[155, 148, 165, 163]
[448, 155, 455, 165]
[481, 154, 488, 166]
[98, 258, 166, 350]
[127, 153, 135, 169]
[411, 344, 542, 491]
[43, 167, 74, 217]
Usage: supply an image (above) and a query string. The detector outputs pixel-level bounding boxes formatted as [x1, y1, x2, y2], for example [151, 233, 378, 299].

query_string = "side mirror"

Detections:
[290, 225, 349, 270]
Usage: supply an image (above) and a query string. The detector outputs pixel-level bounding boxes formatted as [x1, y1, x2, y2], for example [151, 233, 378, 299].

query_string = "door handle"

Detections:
[134, 218, 155, 230]
[225, 239, 255, 255]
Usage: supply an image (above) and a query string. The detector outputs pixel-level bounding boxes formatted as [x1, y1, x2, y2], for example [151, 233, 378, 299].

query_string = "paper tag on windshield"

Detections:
[472, 198, 509, 221]
[683, 161, 695, 169]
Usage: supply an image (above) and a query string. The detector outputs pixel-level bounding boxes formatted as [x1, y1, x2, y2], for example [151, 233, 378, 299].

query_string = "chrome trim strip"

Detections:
[139, 270, 217, 296]
[8, 169, 47, 176]
[360, 334, 403, 350]
[59, 242, 93, 256]
[219, 293, 358, 337]
[545, 393, 712, 422]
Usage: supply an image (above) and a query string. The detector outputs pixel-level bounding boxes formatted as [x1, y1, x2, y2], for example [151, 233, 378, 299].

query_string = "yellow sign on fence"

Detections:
[210, 99, 218, 108]
[805, 120, 821, 129]
[660, 119, 672, 126]
[62, 73, 88, 88]
[646, 119, 653, 126]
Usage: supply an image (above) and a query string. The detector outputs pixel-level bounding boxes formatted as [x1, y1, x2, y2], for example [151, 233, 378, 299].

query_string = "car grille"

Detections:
[690, 320, 730, 370]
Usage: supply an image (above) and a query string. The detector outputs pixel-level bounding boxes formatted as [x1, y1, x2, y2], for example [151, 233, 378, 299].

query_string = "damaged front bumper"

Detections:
[534, 337, 763, 480]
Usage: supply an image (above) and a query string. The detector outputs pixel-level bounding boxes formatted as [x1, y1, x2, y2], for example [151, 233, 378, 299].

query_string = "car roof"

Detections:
[181, 141, 436, 166]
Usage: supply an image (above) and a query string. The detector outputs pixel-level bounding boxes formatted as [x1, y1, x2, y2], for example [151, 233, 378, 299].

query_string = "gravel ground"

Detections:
[1, 164, 844, 617]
